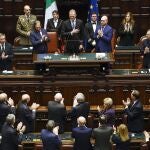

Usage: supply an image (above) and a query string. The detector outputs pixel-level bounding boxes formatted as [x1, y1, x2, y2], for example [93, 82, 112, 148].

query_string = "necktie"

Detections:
[72, 21, 75, 29]
[1, 44, 4, 51]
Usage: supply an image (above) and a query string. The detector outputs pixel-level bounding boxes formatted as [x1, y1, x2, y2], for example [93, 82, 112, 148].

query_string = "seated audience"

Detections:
[41, 120, 61, 150]
[111, 124, 130, 150]
[72, 116, 92, 150]
[141, 29, 150, 69]
[16, 5, 37, 46]
[0, 93, 15, 132]
[122, 90, 144, 133]
[48, 93, 66, 133]
[92, 115, 113, 150]
[71, 92, 90, 128]
[16, 94, 39, 133]
[97, 97, 115, 127]
[1, 114, 25, 150]
[117, 12, 136, 46]
[0, 33, 13, 71]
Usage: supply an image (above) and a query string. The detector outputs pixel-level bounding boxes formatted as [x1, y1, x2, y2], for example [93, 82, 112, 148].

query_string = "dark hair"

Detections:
[33, 20, 41, 30]
[46, 120, 55, 131]
[99, 115, 107, 125]
[52, 10, 59, 15]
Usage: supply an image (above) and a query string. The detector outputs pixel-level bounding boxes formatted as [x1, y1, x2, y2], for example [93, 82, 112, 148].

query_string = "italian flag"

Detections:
[44, 0, 58, 28]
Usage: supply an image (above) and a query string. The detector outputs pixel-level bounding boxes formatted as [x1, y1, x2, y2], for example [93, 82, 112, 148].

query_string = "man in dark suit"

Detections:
[30, 20, 49, 54]
[0, 93, 15, 132]
[95, 15, 113, 52]
[61, 9, 84, 54]
[84, 12, 99, 52]
[48, 93, 67, 133]
[72, 116, 92, 150]
[41, 120, 61, 150]
[71, 93, 90, 128]
[16, 94, 39, 133]
[122, 90, 144, 133]
[0, 33, 13, 71]
[1, 114, 25, 150]
[92, 115, 113, 150]
[141, 29, 150, 69]
[46, 10, 63, 39]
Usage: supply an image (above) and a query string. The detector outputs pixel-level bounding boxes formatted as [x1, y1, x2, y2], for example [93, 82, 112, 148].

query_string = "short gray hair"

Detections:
[103, 97, 113, 106]
[6, 114, 15, 125]
[46, 120, 55, 131]
[76, 93, 85, 103]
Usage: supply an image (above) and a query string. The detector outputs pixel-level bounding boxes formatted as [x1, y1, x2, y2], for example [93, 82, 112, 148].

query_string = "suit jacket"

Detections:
[92, 126, 113, 150]
[124, 99, 144, 133]
[95, 24, 113, 52]
[0, 42, 13, 70]
[16, 102, 35, 133]
[0, 102, 15, 132]
[118, 24, 135, 46]
[1, 123, 22, 150]
[48, 101, 67, 133]
[41, 129, 61, 150]
[99, 108, 115, 127]
[16, 14, 37, 45]
[30, 28, 48, 54]
[141, 39, 150, 68]
[72, 126, 92, 150]
[46, 18, 63, 38]
[84, 22, 99, 52]
[61, 19, 84, 53]
[71, 102, 90, 127]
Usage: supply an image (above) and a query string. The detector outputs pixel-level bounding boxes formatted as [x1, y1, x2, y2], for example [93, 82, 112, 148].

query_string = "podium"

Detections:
[47, 32, 58, 53]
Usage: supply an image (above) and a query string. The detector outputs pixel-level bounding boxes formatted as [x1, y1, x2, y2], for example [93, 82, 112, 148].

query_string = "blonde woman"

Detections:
[117, 12, 136, 46]
[111, 124, 130, 150]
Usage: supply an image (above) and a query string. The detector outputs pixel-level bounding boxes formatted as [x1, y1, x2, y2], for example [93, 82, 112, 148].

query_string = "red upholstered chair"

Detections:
[47, 32, 58, 53]
[34, 144, 43, 150]
[61, 144, 73, 150]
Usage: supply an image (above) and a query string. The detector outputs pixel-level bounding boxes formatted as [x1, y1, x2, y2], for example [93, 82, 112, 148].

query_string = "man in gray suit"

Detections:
[92, 115, 113, 150]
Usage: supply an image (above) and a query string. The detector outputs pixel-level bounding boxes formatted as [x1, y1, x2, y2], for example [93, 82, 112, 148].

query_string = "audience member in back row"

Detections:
[97, 97, 115, 127]
[72, 116, 92, 150]
[1, 114, 26, 150]
[70, 92, 90, 128]
[16, 94, 39, 133]
[16, 5, 37, 46]
[117, 12, 136, 46]
[0, 93, 15, 132]
[141, 29, 150, 69]
[122, 90, 144, 133]
[111, 124, 130, 150]
[92, 115, 113, 150]
[41, 120, 61, 150]
[0, 33, 13, 71]
[48, 93, 67, 133]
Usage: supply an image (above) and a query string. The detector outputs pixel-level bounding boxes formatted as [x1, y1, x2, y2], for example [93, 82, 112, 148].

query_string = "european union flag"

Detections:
[87, 0, 99, 22]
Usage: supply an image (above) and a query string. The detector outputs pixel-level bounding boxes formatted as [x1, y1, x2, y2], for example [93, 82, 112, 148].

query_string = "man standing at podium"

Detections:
[61, 9, 84, 54]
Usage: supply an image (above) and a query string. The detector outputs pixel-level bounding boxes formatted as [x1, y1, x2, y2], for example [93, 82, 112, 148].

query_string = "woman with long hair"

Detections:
[117, 12, 136, 46]
[111, 124, 130, 150]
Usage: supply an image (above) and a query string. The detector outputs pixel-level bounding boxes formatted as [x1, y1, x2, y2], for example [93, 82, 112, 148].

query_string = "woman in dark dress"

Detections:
[117, 12, 135, 46]
[111, 124, 130, 150]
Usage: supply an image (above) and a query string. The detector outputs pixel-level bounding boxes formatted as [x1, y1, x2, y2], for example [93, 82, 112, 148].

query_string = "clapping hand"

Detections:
[122, 97, 131, 108]
[17, 122, 26, 133]
[7, 97, 14, 106]
[73, 96, 78, 107]
[97, 105, 102, 112]
[144, 47, 149, 54]
[30, 102, 40, 110]
[53, 126, 59, 135]
[71, 28, 80, 35]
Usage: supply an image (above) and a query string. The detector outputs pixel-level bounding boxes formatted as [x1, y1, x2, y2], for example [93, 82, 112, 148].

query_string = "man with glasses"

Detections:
[16, 5, 37, 46]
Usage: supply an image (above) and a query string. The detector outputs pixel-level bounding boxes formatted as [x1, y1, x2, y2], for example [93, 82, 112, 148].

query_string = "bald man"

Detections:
[141, 29, 150, 68]
[48, 93, 67, 133]
[16, 94, 39, 133]
[61, 9, 84, 54]
[72, 116, 92, 150]
[16, 5, 37, 46]
[0, 93, 15, 132]
[95, 15, 113, 52]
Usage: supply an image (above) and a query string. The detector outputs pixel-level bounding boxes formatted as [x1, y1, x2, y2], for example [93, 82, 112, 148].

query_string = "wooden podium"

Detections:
[47, 32, 58, 53]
